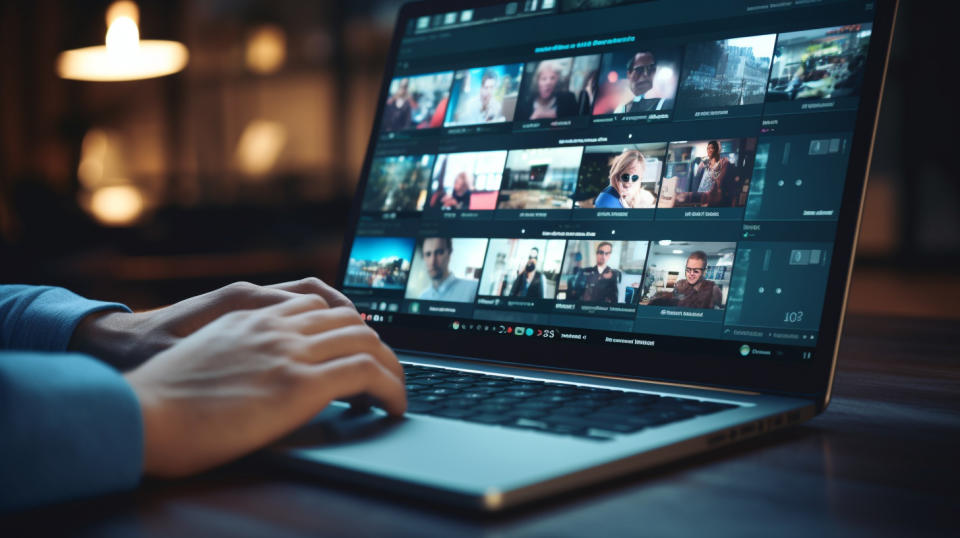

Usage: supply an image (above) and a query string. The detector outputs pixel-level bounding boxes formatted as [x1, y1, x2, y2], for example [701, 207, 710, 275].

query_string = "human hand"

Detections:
[70, 278, 353, 369]
[123, 294, 406, 477]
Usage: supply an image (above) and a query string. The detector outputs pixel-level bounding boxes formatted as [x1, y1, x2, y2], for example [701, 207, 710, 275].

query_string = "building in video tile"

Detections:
[344, 236, 415, 290]
[677, 34, 776, 109]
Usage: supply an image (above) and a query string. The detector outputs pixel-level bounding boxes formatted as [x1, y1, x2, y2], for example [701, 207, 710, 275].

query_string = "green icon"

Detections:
[515, 326, 525, 336]
[739, 344, 751, 357]
[410, 302, 420, 314]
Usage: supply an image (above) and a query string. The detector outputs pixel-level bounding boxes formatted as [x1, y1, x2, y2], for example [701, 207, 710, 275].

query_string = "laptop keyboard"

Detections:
[403, 364, 739, 441]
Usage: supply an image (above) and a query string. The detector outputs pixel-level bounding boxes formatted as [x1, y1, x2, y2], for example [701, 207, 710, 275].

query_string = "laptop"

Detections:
[272, 0, 898, 511]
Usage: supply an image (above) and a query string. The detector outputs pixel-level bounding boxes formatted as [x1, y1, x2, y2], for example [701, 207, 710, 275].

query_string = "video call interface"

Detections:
[343, 0, 878, 363]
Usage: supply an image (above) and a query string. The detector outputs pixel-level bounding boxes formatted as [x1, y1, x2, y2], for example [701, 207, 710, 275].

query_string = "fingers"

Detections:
[285, 306, 364, 335]
[301, 324, 404, 381]
[305, 354, 407, 415]
[267, 277, 356, 310]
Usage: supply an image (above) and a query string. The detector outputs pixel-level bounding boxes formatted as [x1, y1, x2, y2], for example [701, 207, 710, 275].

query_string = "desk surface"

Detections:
[4, 315, 959, 537]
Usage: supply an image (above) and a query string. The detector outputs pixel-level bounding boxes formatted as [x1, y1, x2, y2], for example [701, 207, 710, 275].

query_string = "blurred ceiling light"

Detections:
[235, 120, 287, 177]
[106, 0, 140, 26]
[56, 1, 188, 81]
[245, 25, 287, 74]
[89, 185, 144, 226]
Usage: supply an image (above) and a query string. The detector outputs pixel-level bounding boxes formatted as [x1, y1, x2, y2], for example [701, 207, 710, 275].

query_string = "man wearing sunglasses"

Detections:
[570, 242, 621, 304]
[614, 51, 674, 114]
[673, 251, 723, 309]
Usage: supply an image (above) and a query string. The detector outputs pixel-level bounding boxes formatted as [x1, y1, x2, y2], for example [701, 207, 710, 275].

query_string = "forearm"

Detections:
[0, 285, 130, 352]
[0, 352, 143, 512]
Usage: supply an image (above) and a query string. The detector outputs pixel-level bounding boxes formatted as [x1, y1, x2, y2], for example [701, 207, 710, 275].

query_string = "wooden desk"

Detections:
[4, 315, 958, 536]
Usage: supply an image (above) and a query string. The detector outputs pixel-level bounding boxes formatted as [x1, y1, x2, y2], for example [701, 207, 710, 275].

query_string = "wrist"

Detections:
[70, 310, 141, 369]
[124, 369, 169, 477]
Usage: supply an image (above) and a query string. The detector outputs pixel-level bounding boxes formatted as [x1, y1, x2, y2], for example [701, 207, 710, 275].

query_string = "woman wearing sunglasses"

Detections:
[594, 149, 656, 209]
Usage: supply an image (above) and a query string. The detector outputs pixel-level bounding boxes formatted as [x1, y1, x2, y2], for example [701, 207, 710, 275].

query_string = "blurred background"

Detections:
[1, 1, 957, 318]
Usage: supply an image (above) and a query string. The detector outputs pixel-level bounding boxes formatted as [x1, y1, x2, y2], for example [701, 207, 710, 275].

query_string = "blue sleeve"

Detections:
[0, 352, 143, 512]
[0, 285, 131, 352]
[0, 285, 141, 512]
[594, 188, 623, 208]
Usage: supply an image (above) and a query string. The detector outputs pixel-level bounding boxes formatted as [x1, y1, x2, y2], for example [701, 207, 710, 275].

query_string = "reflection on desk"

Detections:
[3, 315, 958, 537]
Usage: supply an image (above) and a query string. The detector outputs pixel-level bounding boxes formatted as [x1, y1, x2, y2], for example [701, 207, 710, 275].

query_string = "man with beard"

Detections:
[417, 238, 479, 303]
[507, 247, 546, 299]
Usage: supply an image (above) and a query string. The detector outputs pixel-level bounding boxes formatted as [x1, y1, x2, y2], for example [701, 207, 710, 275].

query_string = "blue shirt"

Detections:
[418, 274, 479, 303]
[594, 186, 625, 208]
[0, 285, 141, 512]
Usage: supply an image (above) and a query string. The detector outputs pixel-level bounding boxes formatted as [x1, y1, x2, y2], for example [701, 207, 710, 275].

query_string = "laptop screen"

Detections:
[338, 0, 891, 395]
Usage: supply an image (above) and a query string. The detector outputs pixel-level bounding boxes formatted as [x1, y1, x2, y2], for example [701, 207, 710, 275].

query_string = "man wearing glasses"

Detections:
[570, 242, 621, 303]
[673, 251, 723, 309]
[615, 51, 674, 114]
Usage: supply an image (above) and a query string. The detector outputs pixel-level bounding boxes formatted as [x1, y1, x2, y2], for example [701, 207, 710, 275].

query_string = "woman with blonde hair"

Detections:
[441, 171, 473, 210]
[594, 149, 656, 208]
[516, 60, 579, 121]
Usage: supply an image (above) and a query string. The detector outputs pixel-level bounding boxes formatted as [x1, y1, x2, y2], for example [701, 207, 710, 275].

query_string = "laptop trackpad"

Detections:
[275, 403, 402, 447]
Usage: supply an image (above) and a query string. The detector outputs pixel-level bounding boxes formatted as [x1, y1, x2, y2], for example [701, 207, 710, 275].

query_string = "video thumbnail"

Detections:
[516, 54, 601, 121]
[444, 64, 524, 127]
[427, 151, 508, 211]
[573, 143, 667, 209]
[639, 241, 737, 309]
[677, 35, 776, 109]
[381, 71, 454, 132]
[659, 138, 757, 208]
[477, 239, 566, 299]
[361, 154, 434, 213]
[592, 47, 682, 115]
[404, 237, 488, 303]
[344, 236, 415, 290]
[497, 147, 583, 210]
[557, 240, 649, 304]
[766, 24, 872, 101]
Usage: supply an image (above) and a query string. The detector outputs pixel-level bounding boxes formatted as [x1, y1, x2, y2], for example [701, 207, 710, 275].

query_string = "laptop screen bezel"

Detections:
[334, 0, 899, 400]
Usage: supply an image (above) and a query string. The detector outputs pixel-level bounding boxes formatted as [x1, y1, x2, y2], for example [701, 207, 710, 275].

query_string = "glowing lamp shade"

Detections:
[56, 3, 188, 81]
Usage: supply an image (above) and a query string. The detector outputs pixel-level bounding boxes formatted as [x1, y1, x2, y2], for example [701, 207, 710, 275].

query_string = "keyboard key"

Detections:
[402, 364, 740, 441]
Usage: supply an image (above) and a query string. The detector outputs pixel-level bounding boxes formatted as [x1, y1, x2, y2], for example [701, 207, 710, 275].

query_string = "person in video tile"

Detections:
[677, 140, 728, 205]
[572, 242, 620, 303]
[616, 52, 674, 113]
[507, 247, 547, 298]
[594, 149, 657, 209]
[382, 78, 414, 131]
[442, 172, 472, 210]
[518, 60, 578, 120]
[656, 250, 722, 309]
[417, 238, 480, 303]
[460, 69, 505, 124]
